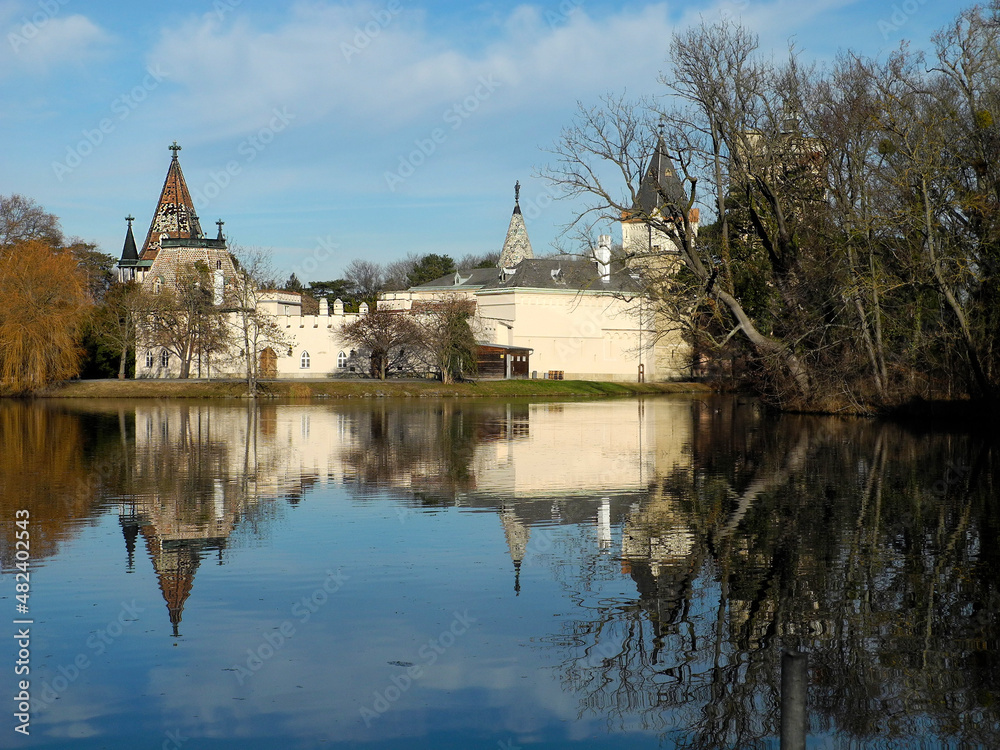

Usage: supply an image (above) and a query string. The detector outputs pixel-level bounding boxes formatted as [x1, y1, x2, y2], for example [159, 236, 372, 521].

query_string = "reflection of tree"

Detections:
[340, 402, 515, 502]
[546, 398, 1000, 748]
[0, 402, 126, 568]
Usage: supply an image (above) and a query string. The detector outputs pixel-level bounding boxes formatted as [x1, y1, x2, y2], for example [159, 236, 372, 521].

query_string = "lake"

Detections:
[0, 396, 996, 749]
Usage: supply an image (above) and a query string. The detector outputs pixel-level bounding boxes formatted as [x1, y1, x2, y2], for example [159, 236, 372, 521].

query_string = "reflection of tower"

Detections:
[142, 531, 219, 637]
[621, 494, 698, 640]
[597, 497, 612, 552]
[500, 502, 530, 595]
[119, 499, 140, 572]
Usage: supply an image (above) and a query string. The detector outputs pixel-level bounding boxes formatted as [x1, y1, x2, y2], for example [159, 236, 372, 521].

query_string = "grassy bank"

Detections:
[37, 378, 715, 400]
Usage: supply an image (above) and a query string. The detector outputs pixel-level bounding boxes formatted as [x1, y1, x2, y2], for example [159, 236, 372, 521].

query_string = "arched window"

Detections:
[300, 351, 311, 369]
[160, 350, 170, 368]
[337, 351, 347, 368]
[216, 260, 222, 270]
[153, 277, 163, 294]
[145, 351, 154, 368]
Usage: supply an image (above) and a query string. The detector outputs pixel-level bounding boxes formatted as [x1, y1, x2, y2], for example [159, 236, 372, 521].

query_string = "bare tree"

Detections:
[0, 194, 63, 248]
[412, 295, 478, 383]
[91, 279, 149, 379]
[229, 245, 291, 395]
[542, 93, 814, 404]
[142, 263, 229, 378]
[344, 259, 385, 300]
[382, 253, 419, 291]
[339, 309, 422, 380]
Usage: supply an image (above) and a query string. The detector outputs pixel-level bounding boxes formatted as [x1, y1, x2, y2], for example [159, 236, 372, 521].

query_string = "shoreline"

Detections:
[32, 378, 718, 400]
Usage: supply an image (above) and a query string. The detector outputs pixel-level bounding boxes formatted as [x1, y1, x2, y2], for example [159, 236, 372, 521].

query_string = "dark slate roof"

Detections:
[412, 267, 498, 290]
[632, 136, 689, 218]
[119, 219, 139, 263]
[478, 257, 643, 294]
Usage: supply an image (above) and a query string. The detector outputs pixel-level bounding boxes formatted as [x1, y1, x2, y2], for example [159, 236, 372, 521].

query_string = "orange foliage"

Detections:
[0, 240, 92, 393]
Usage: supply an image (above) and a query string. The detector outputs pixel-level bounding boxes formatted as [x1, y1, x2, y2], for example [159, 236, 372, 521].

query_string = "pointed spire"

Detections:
[498, 181, 534, 268]
[632, 127, 688, 219]
[139, 142, 204, 261]
[119, 214, 138, 262]
[216, 219, 225, 241]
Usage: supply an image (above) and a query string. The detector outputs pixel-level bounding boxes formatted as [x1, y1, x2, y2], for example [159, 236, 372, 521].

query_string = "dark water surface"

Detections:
[0, 396, 996, 749]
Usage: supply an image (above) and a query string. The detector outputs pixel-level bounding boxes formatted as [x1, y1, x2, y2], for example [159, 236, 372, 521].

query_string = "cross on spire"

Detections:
[216, 219, 225, 240]
[125, 214, 134, 227]
[169, 141, 182, 158]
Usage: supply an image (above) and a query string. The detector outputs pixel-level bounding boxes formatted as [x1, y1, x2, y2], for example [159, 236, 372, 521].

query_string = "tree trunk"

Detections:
[714, 288, 812, 401]
[922, 179, 990, 397]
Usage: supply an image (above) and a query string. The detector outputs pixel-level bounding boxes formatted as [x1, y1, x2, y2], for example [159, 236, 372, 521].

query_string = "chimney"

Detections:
[595, 234, 612, 283]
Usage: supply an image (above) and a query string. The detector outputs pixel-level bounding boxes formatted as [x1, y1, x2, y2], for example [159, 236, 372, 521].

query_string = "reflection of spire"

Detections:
[142, 529, 210, 638]
[500, 503, 529, 595]
[119, 499, 140, 572]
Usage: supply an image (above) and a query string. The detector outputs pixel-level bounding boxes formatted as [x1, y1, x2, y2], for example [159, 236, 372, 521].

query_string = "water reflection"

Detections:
[0, 397, 995, 749]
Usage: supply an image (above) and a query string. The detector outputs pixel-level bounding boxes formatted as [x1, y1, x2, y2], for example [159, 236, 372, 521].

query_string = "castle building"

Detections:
[383, 171, 692, 381]
[118, 141, 692, 382]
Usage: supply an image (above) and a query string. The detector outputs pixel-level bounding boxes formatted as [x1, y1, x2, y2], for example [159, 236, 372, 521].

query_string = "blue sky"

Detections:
[2, 0, 959, 282]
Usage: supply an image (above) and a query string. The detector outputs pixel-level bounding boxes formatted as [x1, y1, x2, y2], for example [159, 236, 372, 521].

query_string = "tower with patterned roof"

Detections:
[140, 141, 204, 260]
[498, 181, 534, 269]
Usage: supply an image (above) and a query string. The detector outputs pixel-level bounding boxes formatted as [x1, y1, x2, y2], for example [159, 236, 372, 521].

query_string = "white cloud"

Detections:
[0, 2, 111, 76]
[145, 1, 678, 140]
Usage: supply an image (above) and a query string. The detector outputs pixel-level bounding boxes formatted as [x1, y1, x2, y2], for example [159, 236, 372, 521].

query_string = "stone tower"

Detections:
[498, 181, 534, 269]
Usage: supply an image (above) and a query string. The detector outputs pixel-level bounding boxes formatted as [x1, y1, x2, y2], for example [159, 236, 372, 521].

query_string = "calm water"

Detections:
[0, 396, 997, 749]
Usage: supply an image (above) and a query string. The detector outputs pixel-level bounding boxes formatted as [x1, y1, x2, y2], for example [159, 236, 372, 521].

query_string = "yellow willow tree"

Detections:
[0, 240, 92, 393]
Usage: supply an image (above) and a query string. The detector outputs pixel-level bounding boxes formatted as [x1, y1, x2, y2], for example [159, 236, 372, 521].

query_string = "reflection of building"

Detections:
[121, 399, 700, 621]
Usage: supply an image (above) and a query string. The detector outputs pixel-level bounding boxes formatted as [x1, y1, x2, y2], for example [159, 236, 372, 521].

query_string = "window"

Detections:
[216, 260, 222, 270]
[160, 350, 170, 368]
[145, 351, 154, 368]
[337, 351, 347, 368]
[300, 351, 311, 369]
[153, 277, 163, 294]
